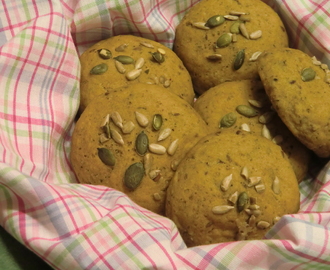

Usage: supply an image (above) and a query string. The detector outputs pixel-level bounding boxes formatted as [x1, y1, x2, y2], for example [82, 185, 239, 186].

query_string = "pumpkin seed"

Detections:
[301, 67, 316, 82]
[97, 148, 115, 166]
[167, 139, 179, 156]
[135, 57, 145, 69]
[126, 69, 142, 81]
[249, 51, 262, 62]
[114, 55, 134, 64]
[151, 52, 165, 64]
[237, 192, 249, 212]
[121, 121, 135, 134]
[158, 128, 172, 141]
[256, 220, 270, 229]
[206, 54, 222, 61]
[239, 15, 251, 22]
[115, 60, 126, 74]
[216, 33, 233, 48]
[239, 23, 249, 39]
[152, 114, 163, 130]
[224, 15, 239, 21]
[98, 49, 112, 59]
[205, 15, 225, 28]
[212, 205, 234, 214]
[248, 204, 260, 210]
[228, 191, 238, 204]
[220, 174, 232, 191]
[220, 112, 237, 128]
[233, 49, 245, 70]
[272, 176, 280, 194]
[136, 131, 149, 156]
[192, 22, 210, 30]
[250, 30, 262, 40]
[149, 143, 166, 155]
[135, 111, 149, 127]
[236, 105, 258, 117]
[115, 44, 128, 52]
[230, 21, 240, 34]
[110, 128, 124, 145]
[123, 162, 144, 190]
[90, 63, 108, 75]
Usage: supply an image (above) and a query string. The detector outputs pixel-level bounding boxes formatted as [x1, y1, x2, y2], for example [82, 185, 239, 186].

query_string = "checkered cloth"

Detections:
[1, 0, 330, 269]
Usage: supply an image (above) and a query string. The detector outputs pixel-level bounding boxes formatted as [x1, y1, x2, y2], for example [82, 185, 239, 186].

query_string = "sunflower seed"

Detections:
[256, 220, 270, 229]
[99, 133, 110, 144]
[163, 79, 171, 88]
[134, 57, 145, 69]
[123, 162, 144, 190]
[192, 22, 210, 30]
[157, 48, 166, 55]
[110, 111, 123, 129]
[149, 143, 166, 155]
[149, 169, 161, 180]
[236, 105, 258, 117]
[153, 192, 162, 201]
[228, 191, 238, 204]
[121, 121, 135, 134]
[110, 128, 124, 145]
[143, 153, 153, 175]
[249, 215, 257, 227]
[239, 23, 249, 39]
[152, 114, 163, 131]
[301, 67, 316, 82]
[90, 63, 108, 75]
[115, 60, 126, 74]
[205, 15, 225, 28]
[135, 111, 149, 127]
[249, 51, 263, 62]
[97, 148, 115, 166]
[229, 11, 247, 15]
[321, 63, 329, 70]
[126, 69, 142, 81]
[248, 204, 260, 210]
[167, 139, 179, 156]
[255, 184, 265, 193]
[224, 15, 239, 20]
[272, 135, 283, 144]
[115, 44, 128, 52]
[259, 111, 276, 124]
[233, 49, 245, 70]
[240, 123, 251, 132]
[262, 124, 272, 140]
[237, 192, 249, 212]
[249, 30, 262, 40]
[136, 131, 149, 156]
[140, 42, 154, 48]
[248, 99, 264, 108]
[273, 216, 281, 223]
[241, 166, 249, 180]
[220, 174, 233, 191]
[272, 176, 280, 194]
[100, 114, 110, 129]
[206, 54, 223, 61]
[212, 205, 235, 215]
[239, 15, 251, 22]
[98, 48, 112, 59]
[216, 33, 233, 48]
[171, 160, 179, 171]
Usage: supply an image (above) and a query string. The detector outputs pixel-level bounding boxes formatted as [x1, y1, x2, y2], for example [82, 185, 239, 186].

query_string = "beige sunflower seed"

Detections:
[220, 174, 233, 191]
[229, 11, 247, 15]
[272, 135, 283, 144]
[115, 43, 128, 52]
[100, 114, 110, 128]
[257, 220, 270, 229]
[239, 23, 249, 39]
[121, 121, 135, 134]
[158, 128, 172, 141]
[273, 216, 281, 223]
[249, 51, 263, 62]
[143, 153, 153, 175]
[157, 48, 166, 55]
[153, 192, 162, 201]
[241, 166, 249, 180]
[149, 143, 166, 155]
[249, 215, 257, 227]
[126, 69, 142, 81]
[259, 111, 276, 124]
[248, 99, 264, 108]
[212, 205, 235, 215]
[167, 139, 179, 156]
[97, 148, 115, 166]
[163, 79, 171, 88]
[99, 133, 110, 144]
[255, 184, 265, 193]
[240, 123, 251, 132]
[123, 162, 144, 190]
[224, 15, 239, 20]
[250, 196, 257, 205]
[192, 22, 210, 30]
[135, 57, 145, 69]
[149, 169, 161, 180]
[110, 128, 124, 145]
[237, 192, 249, 212]
[232, 33, 238, 43]
[110, 111, 123, 129]
[311, 56, 321, 66]
[135, 111, 149, 127]
[321, 63, 329, 70]
[247, 176, 261, 187]
[249, 30, 262, 40]
[262, 124, 272, 140]
[272, 176, 280, 194]
[239, 15, 251, 22]
[140, 42, 154, 48]
[325, 71, 330, 84]
[228, 191, 238, 204]
[115, 60, 126, 74]
[171, 159, 180, 171]
[206, 54, 223, 61]
[246, 209, 261, 217]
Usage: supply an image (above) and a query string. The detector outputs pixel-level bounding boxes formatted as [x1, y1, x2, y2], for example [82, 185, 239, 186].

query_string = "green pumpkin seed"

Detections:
[97, 148, 115, 166]
[237, 192, 249, 212]
[114, 55, 134, 64]
[124, 162, 144, 190]
[90, 63, 108, 75]
[151, 52, 165, 64]
[230, 21, 240, 34]
[220, 112, 237, 128]
[152, 114, 163, 130]
[233, 49, 245, 70]
[205, 15, 225, 28]
[135, 131, 149, 156]
[301, 67, 316, 82]
[98, 49, 112, 59]
[216, 33, 233, 48]
[236, 105, 258, 117]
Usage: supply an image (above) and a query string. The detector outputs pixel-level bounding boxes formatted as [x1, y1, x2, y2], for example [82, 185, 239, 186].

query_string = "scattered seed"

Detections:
[115, 60, 126, 74]
[212, 205, 235, 215]
[151, 52, 165, 64]
[248, 204, 260, 210]
[272, 176, 280, 194]
[262, 124, 272, 140]
[249, 51, 263, 62]
[248, 176, 261, 187]
[136, 131, 149, 156]
[273, 216, 281, 223]
[240, 123, 251, 132]
[163, 79, 171, 88]
[255, 184, 265, 193]
[126, 69, 142, 81]
[237, 192, 249, 212]
[157, 48, 166, 55]
[90, 63, 108, 75]
[236, 105, 258, 117]
[249, 215, 256, 227]
[110, 111, 123, 129]
[135, 57, 145, 69]
[152, 114, 163, 131]
[220, 174, 233, 191]
[98, 48, 112, 59]
[256, 220, 270, 229]
[171, 160, 179, 171]
[158, 128, 172, 141]
[100, 114, 110, 129]
[149, 143, 166, 155]
[135, 111, 149, 127]
[321, 63, 329, 70]
[232, 33, 238, 43]
[301, 67, 316, 82]
[249, 30, 262, 40]
[220, 112, 237, 128]
[110, 128, 124, 145]
[228, 191, 238, 204]
[233, 49, 245, 70]
[230, 21, 241, 34]
[192, 22, 211, 30]
[153, 192, 162, 201]
[245, 208, 261, 217]
[311, 56, 322, 66]
[224, 15, 239, 20]
[248, 99, 264, 108]
[114, 55, 134, 64]
[205, 15, 225, 28]
[121, 121, 135, 134]
[149, 169, 161, 180]
[272, 135, 284, 144]
[97, 148, 115, 166]
[115, 44, 128, 52]
[241, 166, 249, 180]
[140, 42, 154, 48]
[239, 23, 249, 39]
[99, 133, 109, 144]
[143, 153, 153, 175]
[239, 15, 251, 22]
[259, 111, 276, 124]
[123, 162, 144, 190]
[206, 54, 223, 61]
[229, 11, 247, 15]
[216, 33, 233, 48]
[167, 138, 179, 155]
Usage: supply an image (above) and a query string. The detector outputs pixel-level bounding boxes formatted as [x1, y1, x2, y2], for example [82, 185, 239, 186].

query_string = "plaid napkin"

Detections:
[1, 0, 330, 269]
